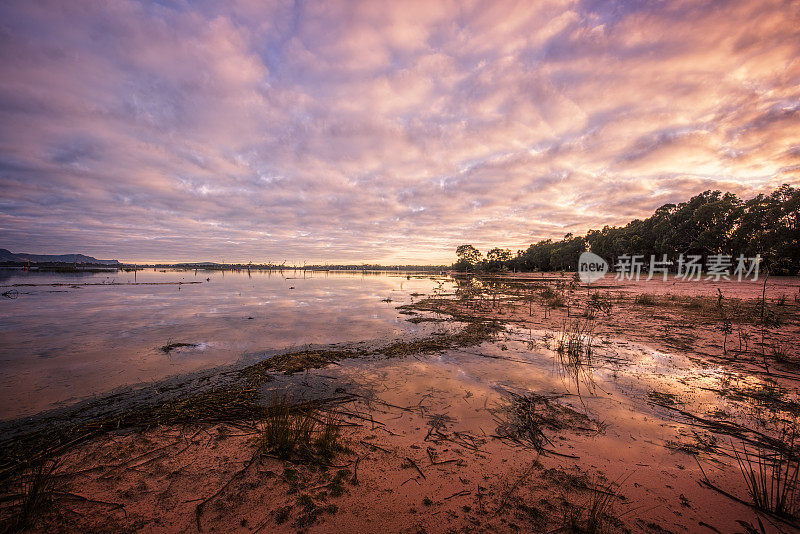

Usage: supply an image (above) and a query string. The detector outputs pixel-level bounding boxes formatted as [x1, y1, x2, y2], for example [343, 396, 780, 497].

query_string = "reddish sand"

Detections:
[18, 275, 800, 532]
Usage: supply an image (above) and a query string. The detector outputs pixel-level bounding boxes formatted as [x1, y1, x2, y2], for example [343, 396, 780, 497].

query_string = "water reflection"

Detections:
[260, 323, 799, 473]
[0, 269, 452, 419]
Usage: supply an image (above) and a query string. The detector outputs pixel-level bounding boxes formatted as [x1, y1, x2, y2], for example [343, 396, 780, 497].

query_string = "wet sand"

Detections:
[4, 274, 800, 533]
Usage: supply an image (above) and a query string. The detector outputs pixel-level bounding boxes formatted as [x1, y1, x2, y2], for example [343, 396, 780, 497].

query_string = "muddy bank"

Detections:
[0, 317, 499, 470]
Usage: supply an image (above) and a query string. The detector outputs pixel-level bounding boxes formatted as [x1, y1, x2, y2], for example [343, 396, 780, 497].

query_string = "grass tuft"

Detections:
[733, 438, 799, 518]
[633, 294, 657, 306]
[556, 317, 595, 363]
[1, 460, 61, 532]
[258, 396, 344, 462]
[561, 477, 625, 533]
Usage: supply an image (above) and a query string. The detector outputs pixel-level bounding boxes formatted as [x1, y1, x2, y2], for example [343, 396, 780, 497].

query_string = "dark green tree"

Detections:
[485, 248, 512, 271]
[454, 244, 483, 272]
[452, 185, 799, 275]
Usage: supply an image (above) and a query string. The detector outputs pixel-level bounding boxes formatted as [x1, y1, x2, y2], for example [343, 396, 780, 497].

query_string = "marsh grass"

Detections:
[561, 476, 626, 534]
[733, 438, 799, 518]
[541, 286, 566, 308]
[633, 293, 656, 306]
[0, 460, 61, 532]
[556, 317, 594, 362]
[553, 317, 597, 395]
[259, 396, 344, 462]
[314, 416, 343, 461]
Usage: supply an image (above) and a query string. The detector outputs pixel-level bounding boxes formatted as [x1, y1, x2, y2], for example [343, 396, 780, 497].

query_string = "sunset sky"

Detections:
[1, 0, 798, 264]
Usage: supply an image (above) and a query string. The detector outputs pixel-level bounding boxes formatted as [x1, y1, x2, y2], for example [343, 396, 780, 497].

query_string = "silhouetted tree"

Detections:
[454, 185, 800, 275]
[454, 244, 483, 272]
[485, 248, 512, 271]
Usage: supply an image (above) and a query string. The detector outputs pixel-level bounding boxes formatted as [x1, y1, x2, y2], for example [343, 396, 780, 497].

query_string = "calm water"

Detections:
[0, 269, 451, 420]
[256, 326, 797, 532]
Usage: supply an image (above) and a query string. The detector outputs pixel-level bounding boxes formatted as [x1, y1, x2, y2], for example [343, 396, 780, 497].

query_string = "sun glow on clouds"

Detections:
[0, 0, 798, 263]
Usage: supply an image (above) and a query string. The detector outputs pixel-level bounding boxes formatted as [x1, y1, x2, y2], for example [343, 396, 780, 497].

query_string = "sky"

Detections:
[0, 0, 798, 264]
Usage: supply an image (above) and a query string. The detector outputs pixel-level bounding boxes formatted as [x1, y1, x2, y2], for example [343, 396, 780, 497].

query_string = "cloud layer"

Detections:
[1, 0, 798, 263]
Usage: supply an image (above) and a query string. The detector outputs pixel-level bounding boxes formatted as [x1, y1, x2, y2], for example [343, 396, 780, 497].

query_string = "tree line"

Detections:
[454, 184, 800, 275]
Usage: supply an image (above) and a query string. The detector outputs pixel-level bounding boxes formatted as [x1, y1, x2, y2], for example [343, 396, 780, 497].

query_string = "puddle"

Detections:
[256, 325, 799, 532]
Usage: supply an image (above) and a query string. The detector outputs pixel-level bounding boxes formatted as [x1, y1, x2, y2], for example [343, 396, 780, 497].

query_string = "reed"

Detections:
[733, 438, 799, 518]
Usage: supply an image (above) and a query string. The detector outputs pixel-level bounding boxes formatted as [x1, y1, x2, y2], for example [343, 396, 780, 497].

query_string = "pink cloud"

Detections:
[0, 0, 797, 264]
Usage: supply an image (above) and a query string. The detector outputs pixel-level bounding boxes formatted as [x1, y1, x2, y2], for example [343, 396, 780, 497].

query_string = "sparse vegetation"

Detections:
[2, 260, 798, 533]
[258, 396, 344, 462]
[587, 292, 613, 316]
[495, 393, 601, 452]
[633, 294, 656, 306]
[0, 460, 61, 532]
[160, 342, 197, 353]
[561, 477, 626, 534]
[541, 286, 566, 308]
[733, 439, 799, 518]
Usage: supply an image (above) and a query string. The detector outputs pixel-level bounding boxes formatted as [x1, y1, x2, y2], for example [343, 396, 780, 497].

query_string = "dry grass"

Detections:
[0, 460, 61, 532]
[561, 476, 626, 534]
[633, 293, 656, 306]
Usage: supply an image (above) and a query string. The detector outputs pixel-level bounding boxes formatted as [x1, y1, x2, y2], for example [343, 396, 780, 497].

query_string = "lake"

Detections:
[3, 269, 799, 532]
[0, 269, 451, 420]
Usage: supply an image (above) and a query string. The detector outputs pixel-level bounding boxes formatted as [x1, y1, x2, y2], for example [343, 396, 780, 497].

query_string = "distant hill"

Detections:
[0, 249, 120, 265]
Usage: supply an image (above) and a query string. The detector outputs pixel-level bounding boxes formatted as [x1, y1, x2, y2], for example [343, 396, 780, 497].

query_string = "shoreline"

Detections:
[2, 274, 799, 532]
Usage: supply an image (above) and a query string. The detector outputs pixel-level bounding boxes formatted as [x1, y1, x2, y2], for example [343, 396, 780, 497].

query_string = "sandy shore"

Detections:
[3, 274, 799, 533]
